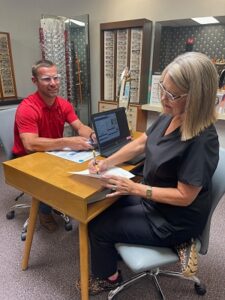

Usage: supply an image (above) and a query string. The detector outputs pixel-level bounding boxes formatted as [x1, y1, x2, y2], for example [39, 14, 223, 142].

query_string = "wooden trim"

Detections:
[100, 29, 105, 100]
[152, 23, 162, 74]
[139, 21, 152, 103]
[134, 105, 147, 132]
[100, 19, 150, 30]
[113, 31, 117, 101]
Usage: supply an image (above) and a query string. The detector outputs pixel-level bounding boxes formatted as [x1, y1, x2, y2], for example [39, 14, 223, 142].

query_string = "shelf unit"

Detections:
[100, 19, 152, 104]
[141, 104, 225, 121]
[141, 103, 162, 113]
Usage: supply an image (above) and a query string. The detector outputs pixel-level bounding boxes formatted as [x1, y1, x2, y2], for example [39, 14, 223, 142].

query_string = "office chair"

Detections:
[108, 148, 225, 300]
[0, 108, 28, 239]
[0, 107, 72, 241]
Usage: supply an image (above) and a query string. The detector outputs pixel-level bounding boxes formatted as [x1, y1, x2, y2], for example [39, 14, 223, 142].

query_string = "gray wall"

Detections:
[0, 0, 224, 109]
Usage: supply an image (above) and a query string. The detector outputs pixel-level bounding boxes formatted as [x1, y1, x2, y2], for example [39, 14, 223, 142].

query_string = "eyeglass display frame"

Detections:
[39, 14, 92, 125]
[0, 32, 17, 99]
[100, 19, 152, 104]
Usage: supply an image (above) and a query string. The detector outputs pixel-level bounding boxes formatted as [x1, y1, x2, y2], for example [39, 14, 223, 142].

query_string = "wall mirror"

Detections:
[40, 14, 91, 125]
[152, 16, 225, 76]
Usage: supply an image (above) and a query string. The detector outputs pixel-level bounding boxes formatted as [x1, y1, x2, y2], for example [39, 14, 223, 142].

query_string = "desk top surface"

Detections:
[4, 152, 104, 200]
[3, 131, 142, 200]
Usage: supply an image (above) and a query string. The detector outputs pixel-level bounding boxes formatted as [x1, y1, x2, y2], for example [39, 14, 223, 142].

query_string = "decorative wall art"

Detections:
[0, 32, 17, 99]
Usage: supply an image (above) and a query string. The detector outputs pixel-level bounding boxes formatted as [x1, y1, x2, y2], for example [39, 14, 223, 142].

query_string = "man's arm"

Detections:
[20, 132, 93, 153]
[70, 119, 94, 139]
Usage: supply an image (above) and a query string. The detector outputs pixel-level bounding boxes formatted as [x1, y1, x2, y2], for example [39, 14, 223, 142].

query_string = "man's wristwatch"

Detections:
[146, 186, 152, 199]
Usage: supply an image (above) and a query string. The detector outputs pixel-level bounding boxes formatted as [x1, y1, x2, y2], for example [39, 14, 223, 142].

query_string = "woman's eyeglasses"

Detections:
[159, 81, 187, 102]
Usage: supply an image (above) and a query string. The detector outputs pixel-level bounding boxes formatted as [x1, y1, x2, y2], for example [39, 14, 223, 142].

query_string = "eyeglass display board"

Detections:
[40, 14, 92, 125]
[0, 32, 17, 99]
[100, 19, 152, 104]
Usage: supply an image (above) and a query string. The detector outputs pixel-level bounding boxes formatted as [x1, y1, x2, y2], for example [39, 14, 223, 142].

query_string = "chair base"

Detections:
[108, 268, 206, 300]
[20, 213, 72, 241]
[6, 197, 73, 240]
[6, 192, 28, 220]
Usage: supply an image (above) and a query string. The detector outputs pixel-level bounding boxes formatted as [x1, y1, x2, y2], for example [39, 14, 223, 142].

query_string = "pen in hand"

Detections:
[92, 150, 99, 174]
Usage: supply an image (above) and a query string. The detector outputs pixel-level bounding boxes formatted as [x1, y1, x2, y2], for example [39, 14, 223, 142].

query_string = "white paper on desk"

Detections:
[69, 167, 135, 179]
[46, 150, 100, 163]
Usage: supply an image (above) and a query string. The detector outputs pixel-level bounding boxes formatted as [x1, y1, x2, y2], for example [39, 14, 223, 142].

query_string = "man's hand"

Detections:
[68, 136, 94, 151]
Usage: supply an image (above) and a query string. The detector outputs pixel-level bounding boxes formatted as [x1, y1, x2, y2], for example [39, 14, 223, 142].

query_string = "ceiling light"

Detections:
[65, 19, 85, 26]
[191, 17, 219, 24]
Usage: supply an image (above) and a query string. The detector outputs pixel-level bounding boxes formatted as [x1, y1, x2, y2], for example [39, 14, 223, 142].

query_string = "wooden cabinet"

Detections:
[100, 19, 152, 104]
[98, 100, 117, 112]
[98, 101, 147, 132]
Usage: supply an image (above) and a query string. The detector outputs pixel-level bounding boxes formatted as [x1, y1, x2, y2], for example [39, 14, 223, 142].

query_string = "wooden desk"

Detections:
[3, 134, 142, 300]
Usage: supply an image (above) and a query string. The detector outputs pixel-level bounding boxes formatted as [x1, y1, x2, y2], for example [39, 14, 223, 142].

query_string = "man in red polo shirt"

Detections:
[13, 59, 96, 232]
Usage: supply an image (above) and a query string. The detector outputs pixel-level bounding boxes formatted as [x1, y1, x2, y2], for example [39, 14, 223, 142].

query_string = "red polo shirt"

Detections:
[13, 92, 78, 156]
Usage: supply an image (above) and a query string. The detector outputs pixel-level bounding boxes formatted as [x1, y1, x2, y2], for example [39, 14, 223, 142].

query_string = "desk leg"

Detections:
[79, 222, 89, 300]
[22, 197, 39, 270]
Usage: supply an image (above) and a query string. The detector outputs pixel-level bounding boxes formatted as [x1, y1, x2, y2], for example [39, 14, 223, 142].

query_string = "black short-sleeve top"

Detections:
[143, 114, 219, 238]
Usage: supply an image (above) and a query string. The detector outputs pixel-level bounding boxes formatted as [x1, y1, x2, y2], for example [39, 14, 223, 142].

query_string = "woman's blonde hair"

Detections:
[161, 52, 218, 140]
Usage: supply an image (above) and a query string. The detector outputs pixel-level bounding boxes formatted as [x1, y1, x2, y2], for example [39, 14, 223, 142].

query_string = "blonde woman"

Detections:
[82, 52, 219, 295]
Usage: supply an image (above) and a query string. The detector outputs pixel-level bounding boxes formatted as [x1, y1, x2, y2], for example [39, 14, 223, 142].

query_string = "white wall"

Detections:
[0, 0, 224, 109]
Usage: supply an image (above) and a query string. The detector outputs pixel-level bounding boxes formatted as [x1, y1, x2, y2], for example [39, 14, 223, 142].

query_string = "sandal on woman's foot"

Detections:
[75, 270, 123, 295]
[175, 238, 198, 277]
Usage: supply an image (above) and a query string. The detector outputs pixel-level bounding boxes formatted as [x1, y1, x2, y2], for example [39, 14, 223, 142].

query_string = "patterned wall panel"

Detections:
[70, 27, 90, 106]
[159, 24, 225, 72]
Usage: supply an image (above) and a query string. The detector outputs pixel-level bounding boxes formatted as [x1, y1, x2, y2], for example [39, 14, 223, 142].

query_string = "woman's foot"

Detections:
[75, 270, 123, 295]
[175, 238, 198, 277]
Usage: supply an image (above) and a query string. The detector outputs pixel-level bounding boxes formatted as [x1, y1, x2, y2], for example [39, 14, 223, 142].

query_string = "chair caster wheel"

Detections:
[194, 283, 206, 295]
[6, 210, 15, 219]
[21, 232, 27, 241]
[65, 222, 72, 231]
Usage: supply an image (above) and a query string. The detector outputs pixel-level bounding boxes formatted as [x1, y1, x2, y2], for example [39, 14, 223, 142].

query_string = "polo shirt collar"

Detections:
[36, 91, 59, 110]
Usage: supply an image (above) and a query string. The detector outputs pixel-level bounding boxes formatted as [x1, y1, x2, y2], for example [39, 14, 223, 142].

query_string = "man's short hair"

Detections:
[32, 59, 56, 77]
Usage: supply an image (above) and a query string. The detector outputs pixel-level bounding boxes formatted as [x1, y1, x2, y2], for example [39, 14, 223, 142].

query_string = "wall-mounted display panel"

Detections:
[152, 16, 225, 75]
[148, 16, 225, 119]
[40, 14, 92, 125]
[0, 32, 17, 99]
[100, 19, 152, 104]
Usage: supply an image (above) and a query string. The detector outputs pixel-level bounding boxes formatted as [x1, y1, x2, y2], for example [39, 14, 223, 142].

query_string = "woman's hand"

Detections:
[88, 158, 109, 174]
[100, 174, 137, 197]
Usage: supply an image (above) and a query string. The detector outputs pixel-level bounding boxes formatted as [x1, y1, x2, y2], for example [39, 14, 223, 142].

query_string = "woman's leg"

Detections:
[89, 196, 161, 279]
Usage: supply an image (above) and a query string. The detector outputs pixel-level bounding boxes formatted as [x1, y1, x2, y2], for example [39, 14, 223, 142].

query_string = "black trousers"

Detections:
[88, 195, 167, 279]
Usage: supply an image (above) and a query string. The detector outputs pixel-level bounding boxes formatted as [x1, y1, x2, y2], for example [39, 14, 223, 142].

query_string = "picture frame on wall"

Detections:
[0, 32, 17, 98]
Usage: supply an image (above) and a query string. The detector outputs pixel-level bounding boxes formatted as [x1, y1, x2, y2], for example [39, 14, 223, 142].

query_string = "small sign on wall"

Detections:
[149, 74, 161, 106]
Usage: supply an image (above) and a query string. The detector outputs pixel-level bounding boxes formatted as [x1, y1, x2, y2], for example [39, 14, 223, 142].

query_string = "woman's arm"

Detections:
[89, 133, 147, 173]
[134, 180, 202, 206]
[101, 175, 202, 207]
